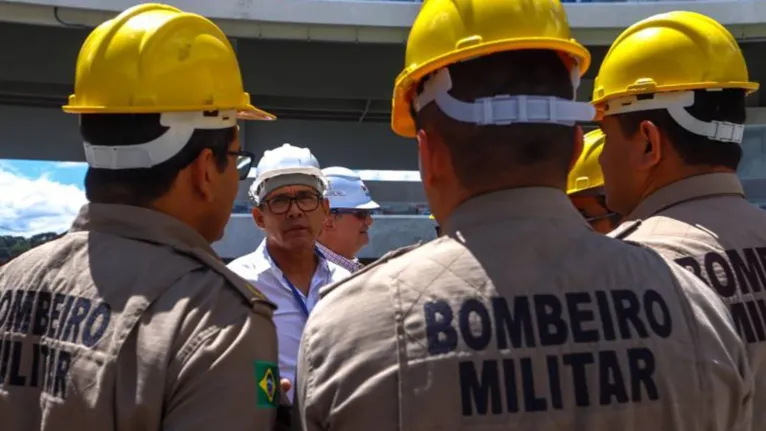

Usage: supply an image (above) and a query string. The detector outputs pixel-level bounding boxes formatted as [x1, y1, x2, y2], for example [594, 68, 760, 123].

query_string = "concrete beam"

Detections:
[3, 1, 766, 45]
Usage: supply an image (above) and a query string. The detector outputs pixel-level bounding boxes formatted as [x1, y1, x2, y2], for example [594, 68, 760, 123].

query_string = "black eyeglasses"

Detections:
[262, 192, 323, 215]
[576, 195, 620, 225]
[331, 208, 371, 220]
[228, 150, 256, 181]
[578, 207, 621, 225]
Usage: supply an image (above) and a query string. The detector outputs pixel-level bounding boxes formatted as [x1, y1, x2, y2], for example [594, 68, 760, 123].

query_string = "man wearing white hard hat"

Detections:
[316, 167, 380, 272]
[228, 144, 351, 404]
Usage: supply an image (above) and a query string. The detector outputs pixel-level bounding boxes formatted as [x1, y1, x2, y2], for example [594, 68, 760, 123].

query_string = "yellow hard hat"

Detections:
[567, 129, 605, 195]
[429, 214, 435, 220]
[63, 3, 274, 120]
[593, 11, 759, 111]
[391, 0, 591, 138]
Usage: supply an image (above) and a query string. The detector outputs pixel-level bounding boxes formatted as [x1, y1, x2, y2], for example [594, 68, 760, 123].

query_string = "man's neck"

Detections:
[432, 179, 561, 226]
[267, 240, 318, 295]
[639, 166, 735, 206]
[150, 198, 214, 243]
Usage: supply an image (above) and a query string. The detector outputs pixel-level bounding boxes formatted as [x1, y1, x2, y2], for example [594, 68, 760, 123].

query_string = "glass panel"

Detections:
[740, 125, 766, 209]
[740, 125, 766, 180]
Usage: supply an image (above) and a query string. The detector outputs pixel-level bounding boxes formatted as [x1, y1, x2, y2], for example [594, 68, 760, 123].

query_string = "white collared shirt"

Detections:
[227, 239, 351, 402]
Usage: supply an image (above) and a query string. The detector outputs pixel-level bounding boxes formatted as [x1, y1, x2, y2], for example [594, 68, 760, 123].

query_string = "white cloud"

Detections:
[355, 169, 422, 182]
[0, 168, 87, 238]
[53, 161, 87, 169]
[0, 160, 21, 175]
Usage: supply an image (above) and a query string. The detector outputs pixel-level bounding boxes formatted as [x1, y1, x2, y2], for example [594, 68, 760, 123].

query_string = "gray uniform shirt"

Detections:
[610, 172, 766, 429]
[295, 188, 752, 431]
[0, 203, 280, 430]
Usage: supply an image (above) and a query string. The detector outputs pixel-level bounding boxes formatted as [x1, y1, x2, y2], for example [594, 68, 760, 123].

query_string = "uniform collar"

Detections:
[628, 173, 744, 220]
[70, 203, 218, 257]
[445, 187, 587, 234]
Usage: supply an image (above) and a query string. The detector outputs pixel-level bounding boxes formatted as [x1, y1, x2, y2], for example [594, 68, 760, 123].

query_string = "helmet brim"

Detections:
[237, 106, 276, 121]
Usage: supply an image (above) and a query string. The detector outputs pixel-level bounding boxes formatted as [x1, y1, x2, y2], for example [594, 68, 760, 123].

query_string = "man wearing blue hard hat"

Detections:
[316, 167, 380, 272]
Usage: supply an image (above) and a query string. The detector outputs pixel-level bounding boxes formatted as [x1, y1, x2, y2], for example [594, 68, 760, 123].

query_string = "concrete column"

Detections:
[230, 37, 249, 153]
[746, 107, 766, 125]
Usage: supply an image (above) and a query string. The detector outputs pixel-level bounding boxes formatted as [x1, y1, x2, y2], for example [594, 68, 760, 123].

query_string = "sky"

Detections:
[0, 159, 88, 237]
[0, 159, 422, 238]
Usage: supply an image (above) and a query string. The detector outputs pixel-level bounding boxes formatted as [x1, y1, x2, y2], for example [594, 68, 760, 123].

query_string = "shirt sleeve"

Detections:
[294, 318, 326, 431]
[667, 260, 754, 431]
[163, 282, 280, 431]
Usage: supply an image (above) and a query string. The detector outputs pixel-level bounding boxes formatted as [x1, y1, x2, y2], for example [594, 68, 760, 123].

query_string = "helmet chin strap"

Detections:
[413, 67, 596, 127]
[82, 110, 238, 170]
[602, 91, 745, 144]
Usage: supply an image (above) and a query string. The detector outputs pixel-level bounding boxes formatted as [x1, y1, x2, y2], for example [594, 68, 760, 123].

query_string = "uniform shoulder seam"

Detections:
[178, 246, 276, 311]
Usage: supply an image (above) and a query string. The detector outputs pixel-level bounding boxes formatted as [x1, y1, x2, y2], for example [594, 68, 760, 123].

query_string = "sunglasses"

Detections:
[331, 209, 372, 220]
[228, 150, 256, 181]
[583, 212, 621, 224]
[575, 195, 620, 224]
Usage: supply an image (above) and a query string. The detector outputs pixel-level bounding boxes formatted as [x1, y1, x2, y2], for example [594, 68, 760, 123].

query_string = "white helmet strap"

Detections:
[602, 91, 744, 144]
[82, 110, 238, 170]
[413, 67, 595, 126]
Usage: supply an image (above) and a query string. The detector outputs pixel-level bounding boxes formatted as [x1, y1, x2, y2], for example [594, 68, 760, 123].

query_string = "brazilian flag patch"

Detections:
[254, 361, 280, 409]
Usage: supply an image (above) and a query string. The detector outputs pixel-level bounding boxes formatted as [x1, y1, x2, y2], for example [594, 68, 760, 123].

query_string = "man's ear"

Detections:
[323, 214, 335, 231]
[417, 128, 441, 188]
[568, 125, 585, 172]
[638, 120, 663, 170]
[252, 206, 266, 229]
[190, 148, 217, 202]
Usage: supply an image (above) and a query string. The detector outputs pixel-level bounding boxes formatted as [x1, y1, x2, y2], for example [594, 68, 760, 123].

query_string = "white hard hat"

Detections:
[248, 143, 328, 204]
[323, 166, 380, 210]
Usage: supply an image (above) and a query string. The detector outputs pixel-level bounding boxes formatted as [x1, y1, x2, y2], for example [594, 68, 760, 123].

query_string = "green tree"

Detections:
[9, 241, 31, 257]
[0, 231, 63, 264]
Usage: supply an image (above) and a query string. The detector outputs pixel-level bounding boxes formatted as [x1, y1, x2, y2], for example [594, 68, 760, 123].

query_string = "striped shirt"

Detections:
[316, 242, 363, 273]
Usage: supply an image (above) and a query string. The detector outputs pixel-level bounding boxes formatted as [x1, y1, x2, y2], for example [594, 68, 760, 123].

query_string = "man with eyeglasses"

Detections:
[316, 167, 380, 272]
[0, 4, 284, 431]
[595, 11, 766, 425]
[293, 1, 752, 429]
[228, 143, 351, 405]
[567, 128, 622, 234]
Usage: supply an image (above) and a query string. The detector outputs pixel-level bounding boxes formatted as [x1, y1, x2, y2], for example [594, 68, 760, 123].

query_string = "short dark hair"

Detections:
[614, 89, 746, 170]
[412, 49, 577, 190]
[81, 113, 235, 206]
